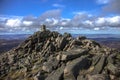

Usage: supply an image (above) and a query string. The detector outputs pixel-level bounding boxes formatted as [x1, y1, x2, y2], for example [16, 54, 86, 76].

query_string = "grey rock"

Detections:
[35, 43, 43, 51]
[77, 75, 87, 80]
[92, 55, 102, 66]
[107, 63, 120, 75]
[22, 40, 32, 48]
[77, 36, 86, 40]
[107, 53, 116, 64]
[42, 58, 59, 73]
[64, 56, 90, 80]
[63, 32, 72, 38]
[51, 31, 60, 38]
[70, 39, 83, 46]
[87, 74, 106, 80]
[57, 49, 89, 61]
[44, 40, 51, 49]
[92, 55, 106, 74]
[45, 65, 65, 80]
[57, 37, 67, 50]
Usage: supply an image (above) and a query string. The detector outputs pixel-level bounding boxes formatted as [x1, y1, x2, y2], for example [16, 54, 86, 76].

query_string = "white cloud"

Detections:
[94, 27, 100, 30]
[84, 20, 94, 27]
[52, 18, 59, 25]
[6, 19, 22, 27]
[60, 18, 70, 26]
[95, 18, 106, 26]
[95, 16, 120, 27]
[45, 18, 52, 22]
[73, 11, 92, 17]
[60, 26, 63, 30]
[1, 11, 120, 34]
[61, 21, 67, 25]
[45, 18, 59, 26]
[106, 16, 120, 24]
[73, 11, 87, 16]
[23, 21, 33, 26]
[52, 3, 65, 8]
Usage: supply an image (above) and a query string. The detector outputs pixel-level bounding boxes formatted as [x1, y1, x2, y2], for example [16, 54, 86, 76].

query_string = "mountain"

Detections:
[91, 38, 120, 50]
[0, 34, 31, 53]
[72, 34, 120, 38]
[0, 34, 120, 53]
[0, 34, 30, 40]
[0, 39, 24, 53]
[0, 25, 120, 80]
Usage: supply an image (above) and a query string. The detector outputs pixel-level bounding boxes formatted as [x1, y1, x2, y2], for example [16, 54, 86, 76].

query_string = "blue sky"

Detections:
[1, 0, 102, 17]
[0, 0, 120, 34]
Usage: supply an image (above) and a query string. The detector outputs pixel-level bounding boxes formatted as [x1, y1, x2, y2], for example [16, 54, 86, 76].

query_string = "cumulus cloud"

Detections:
[6, 19, 22, 27]
[0, 10, 120, 34]
[23, 21, 33, 26]
[60, 18, 71, 26]
[95, 16, 120, 27]
[94, 27, 100, 31]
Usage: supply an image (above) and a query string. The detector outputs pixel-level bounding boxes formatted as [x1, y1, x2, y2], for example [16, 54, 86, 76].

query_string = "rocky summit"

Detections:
[0, 25, 120, 80]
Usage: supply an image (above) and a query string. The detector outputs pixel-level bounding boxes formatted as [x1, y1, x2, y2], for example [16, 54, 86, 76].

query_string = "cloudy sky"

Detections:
[0, 0, 120, 34]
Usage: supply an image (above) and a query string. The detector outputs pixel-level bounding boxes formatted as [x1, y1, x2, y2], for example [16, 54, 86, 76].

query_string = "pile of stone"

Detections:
[0, 25, 120, 80]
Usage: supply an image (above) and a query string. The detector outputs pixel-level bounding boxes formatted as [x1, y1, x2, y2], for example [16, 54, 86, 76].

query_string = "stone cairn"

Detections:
[41, 25, 46, 32]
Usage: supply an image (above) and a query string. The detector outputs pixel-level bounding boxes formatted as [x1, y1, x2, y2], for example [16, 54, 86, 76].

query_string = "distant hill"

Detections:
[0, 39, 23, 53]
[0, 34, 30, 40]
[91, 38, 120, 50]
[0, 34, 120, 53]
[0, 34, 30, 53]
[72, 34, 120, 38]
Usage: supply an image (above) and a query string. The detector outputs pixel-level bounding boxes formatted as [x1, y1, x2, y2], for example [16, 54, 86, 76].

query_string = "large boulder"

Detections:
[91, 55, 106, 74]
[64, 56, 90, 80]
[57, 37, 68, 50]
[42, 57, 59, 73]
[57, 49, 89, 61]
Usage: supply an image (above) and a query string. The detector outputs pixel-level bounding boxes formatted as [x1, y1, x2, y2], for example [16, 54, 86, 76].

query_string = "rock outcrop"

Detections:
[0, 25, 120, 80]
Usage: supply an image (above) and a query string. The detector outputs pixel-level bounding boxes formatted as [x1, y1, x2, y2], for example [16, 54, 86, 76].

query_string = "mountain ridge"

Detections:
[0, 25, 120, 80]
